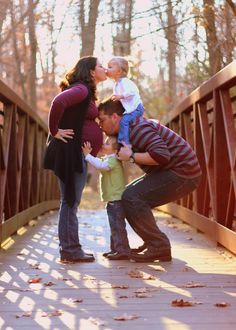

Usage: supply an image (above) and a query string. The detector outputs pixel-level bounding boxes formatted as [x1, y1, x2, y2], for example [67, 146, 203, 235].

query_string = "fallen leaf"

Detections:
[89, 317, 107, 326]
[152, 266, 165, 272]
[28, 278, 42, 284]
[43, 281, 55, 287]
[41, 310, 63, 317]
[118, 295, 129, 299]
[143, 275, 156, 280]
[127, 270, 143, 278]
[183, 281, 206, 288]
[214, 302, 231, 307]
[71, 299, 83, 303]
[113, 313, 140, 321]
[171, 299, 194, 307]
[16, 312, 32, 318]
[29, 263, 40, 269]
[135, 293, 152, 298]
[111, 284, 129, 289]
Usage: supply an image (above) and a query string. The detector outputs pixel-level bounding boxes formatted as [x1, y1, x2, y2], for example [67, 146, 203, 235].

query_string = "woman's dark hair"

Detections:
[59, 56, 97, 99]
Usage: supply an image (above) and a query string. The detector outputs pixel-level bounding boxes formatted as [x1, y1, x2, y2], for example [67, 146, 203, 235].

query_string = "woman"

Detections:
[44, 56, 107, 263]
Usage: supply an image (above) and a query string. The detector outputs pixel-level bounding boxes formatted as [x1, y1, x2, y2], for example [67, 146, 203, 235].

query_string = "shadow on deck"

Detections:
[0, 197, 236, 330]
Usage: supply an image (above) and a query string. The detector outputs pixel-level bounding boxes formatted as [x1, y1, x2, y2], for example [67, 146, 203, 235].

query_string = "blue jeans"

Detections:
[118, 103, 144, 144]
[122, 169, 201, 251]
[58, 158, 87, 260]
[106, 200, 130, 255]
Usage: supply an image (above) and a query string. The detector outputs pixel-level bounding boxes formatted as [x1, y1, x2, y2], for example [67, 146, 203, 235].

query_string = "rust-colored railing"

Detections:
[159, 60, 236, 255]
[0, 79, 59, 245]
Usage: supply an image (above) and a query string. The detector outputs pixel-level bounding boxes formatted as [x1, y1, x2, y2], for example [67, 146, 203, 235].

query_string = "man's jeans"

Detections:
[106, 200, 130, 255]
[58, 159, 87, 259]
[122, 169, 201, 251]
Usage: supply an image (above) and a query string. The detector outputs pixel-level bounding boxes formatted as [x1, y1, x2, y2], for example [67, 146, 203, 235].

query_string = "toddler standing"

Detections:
[106, 56, 144, 145]
[82, 137, 130, 260]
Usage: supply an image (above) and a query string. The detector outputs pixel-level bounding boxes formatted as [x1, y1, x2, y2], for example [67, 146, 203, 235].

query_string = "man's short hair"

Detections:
[98, 97, 125, 116]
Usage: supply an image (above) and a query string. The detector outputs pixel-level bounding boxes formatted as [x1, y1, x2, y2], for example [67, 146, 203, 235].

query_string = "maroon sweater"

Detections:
[130, 117, 202, 178]
[49, 84, 103, 156]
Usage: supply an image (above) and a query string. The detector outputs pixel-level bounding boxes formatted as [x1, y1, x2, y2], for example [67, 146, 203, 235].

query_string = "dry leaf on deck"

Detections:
[41, 310, 63, 317]
[28, 277, 42, 284]
[89, 317, 107, 326]
[71, 298, 83, 303]
[135, 293, 152, 298]
[16, 311, 32, 318]
[127, 270, 143, 278]
[113, 313, 140, 321]
[183, 281, 206, 288]
[43, 281, 55, 287]
[111, 284, 129, 289]
[171, 299, 194, 307]
[214, 302, 231, 307]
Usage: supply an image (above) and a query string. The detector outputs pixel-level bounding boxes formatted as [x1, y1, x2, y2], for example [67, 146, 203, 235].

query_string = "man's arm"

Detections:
[117, 143, 158, 165]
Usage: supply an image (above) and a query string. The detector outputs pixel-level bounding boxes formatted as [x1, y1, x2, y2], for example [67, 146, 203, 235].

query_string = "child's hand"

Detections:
[82, 141, 92, 156]
[111, 94, 123, 101]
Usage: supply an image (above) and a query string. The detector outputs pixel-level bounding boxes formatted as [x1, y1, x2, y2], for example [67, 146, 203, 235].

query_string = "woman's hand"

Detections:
[82, 141, 92, 156]
[54, 129, 74, 143]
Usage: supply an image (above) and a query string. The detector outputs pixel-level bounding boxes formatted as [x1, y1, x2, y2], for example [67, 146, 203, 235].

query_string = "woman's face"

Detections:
[92, 60, 107, 84]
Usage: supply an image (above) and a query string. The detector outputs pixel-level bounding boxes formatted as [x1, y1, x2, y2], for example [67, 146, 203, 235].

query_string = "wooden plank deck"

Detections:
[0, 196, 236, 329]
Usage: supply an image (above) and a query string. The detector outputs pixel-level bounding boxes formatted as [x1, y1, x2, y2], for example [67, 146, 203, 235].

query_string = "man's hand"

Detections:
[111, 94, 123, 101]
[117, 142, 132, 161]
[54, 129, 74, 143]
[82, 141, 92, 156]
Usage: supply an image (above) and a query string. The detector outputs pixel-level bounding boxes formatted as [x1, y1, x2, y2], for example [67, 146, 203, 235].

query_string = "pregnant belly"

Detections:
[82, 122, 103, 156]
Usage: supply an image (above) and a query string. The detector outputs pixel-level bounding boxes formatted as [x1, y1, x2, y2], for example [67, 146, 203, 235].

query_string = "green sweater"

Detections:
[100, 156, 126, 202]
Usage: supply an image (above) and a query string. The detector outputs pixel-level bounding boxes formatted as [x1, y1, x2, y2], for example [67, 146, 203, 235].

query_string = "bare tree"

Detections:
[28, 0, 37, 110]
[79, 0, 100, 56]
[111, 0, 133, 55]
[165, 0, 177, 107]
[203, 0, 222, 75]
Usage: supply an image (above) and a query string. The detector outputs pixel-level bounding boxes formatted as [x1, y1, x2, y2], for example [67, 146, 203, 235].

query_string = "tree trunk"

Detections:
[203, 0, 222, 75]
[112, 0, 133, 56]
[10, 2, 27, 102]
[28, 0, 37, 110]
[166, 0, 177, 108]
[79, 0, 100, 57]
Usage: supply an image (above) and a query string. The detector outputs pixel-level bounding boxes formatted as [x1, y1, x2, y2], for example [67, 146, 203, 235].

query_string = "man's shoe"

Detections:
[130, 243, 147, 253]
[103, 250, 115, 257]
[60, 253, 95, 263]
[106, 252, 130, 260]
[130, 248, 171, 262]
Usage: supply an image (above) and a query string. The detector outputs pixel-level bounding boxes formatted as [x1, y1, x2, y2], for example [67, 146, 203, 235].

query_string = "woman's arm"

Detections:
[49, 84, 88, 136]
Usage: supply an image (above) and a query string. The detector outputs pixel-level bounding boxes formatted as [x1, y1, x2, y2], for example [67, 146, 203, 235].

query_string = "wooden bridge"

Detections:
[0, 61, 236, 329]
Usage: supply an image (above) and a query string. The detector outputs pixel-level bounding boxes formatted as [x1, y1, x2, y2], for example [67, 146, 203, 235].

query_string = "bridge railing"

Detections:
[159, 60, 236, 255]
[0, 80, 59, 246]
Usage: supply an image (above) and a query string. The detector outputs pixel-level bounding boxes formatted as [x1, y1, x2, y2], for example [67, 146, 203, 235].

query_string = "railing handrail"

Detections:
[159, 60, 236, 255]
[0, 79, 59, 246]
[163, 60, 236, 124]
[0, 79, 47, 130]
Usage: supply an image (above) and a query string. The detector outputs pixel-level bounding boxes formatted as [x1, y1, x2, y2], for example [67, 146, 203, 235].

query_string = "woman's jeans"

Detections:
[58, 159, 87, 260]
[118, 103, 144, 144]
[106, 200, 130, 255]
[122, 169, 201, 252]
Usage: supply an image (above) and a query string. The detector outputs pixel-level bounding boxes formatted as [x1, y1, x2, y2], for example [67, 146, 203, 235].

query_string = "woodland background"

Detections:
[0, 0, 236, 124]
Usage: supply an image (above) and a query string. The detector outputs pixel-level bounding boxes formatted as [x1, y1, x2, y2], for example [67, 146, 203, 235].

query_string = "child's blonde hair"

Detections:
[110, 56, 129, 78]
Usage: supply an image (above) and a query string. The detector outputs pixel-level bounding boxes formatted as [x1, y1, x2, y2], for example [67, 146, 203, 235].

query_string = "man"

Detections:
[98, 98, 202, 262]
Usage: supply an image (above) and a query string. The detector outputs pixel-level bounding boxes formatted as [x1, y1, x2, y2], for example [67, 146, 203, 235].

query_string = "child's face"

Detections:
[101, 137, 116, 155]
[106, 60, 122, 80]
